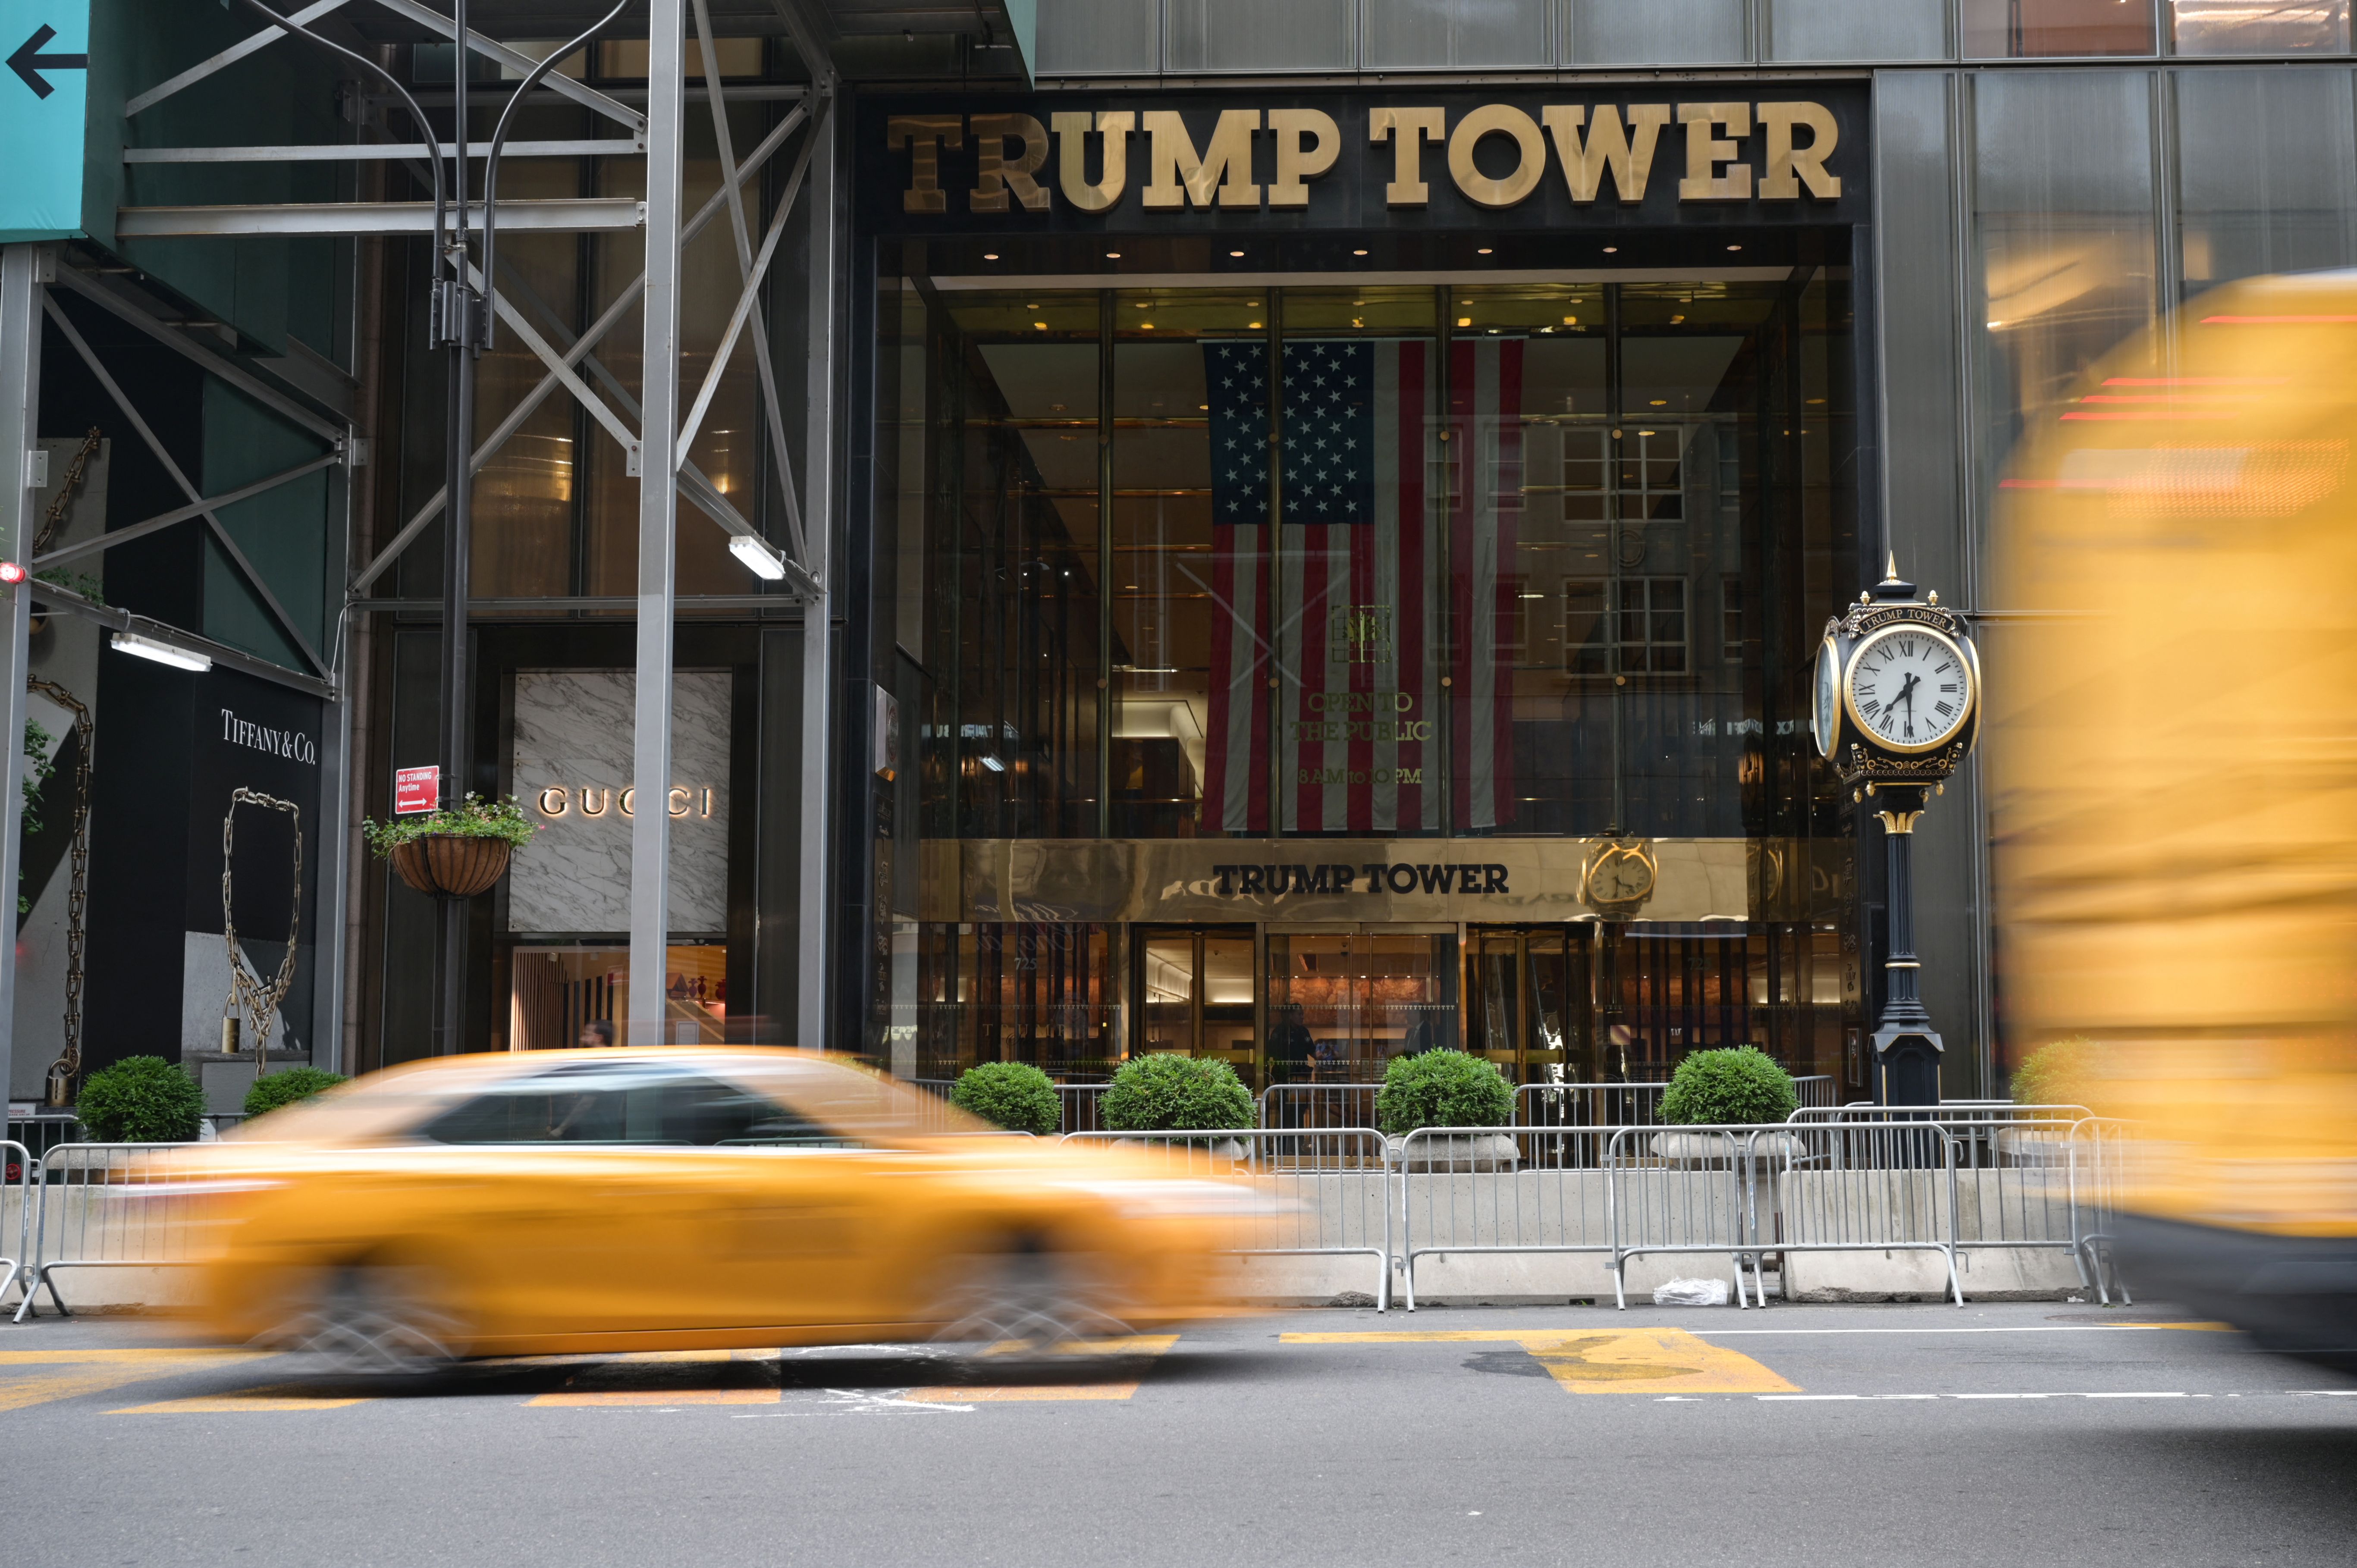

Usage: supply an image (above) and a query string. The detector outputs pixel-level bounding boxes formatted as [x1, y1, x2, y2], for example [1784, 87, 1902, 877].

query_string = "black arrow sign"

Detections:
[9, 25, 88, 100]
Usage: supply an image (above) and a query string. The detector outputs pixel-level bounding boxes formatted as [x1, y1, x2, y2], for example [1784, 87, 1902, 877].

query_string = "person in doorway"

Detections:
[579, 1020, 615, 1049]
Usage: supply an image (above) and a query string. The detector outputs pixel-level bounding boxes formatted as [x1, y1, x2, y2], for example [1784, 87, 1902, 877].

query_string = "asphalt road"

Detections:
[4, 1301, 2352, 1568]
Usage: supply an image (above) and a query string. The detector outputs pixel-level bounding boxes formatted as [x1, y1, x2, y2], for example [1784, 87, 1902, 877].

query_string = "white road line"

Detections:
[1692, 1325, 2221, 1336]
[1759, 1391, 2202, 1402]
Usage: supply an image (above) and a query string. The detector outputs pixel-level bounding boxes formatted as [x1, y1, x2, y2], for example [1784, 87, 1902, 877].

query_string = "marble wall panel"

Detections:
[508, 671, 731, 934]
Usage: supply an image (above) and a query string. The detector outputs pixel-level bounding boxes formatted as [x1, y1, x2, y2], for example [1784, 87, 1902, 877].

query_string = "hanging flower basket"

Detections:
[388, 834, 512, 898]
[365, 794, 536, 898]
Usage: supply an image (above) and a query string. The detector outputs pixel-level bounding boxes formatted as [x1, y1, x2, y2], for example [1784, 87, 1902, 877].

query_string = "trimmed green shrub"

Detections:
[243, 1066, 348, 1120]
[1660, 1046, 1797, 1126]
[76, 1056, 205, 1143]
[950, 1061, 1061, 1135]
[1376, 1048, 1513, 1136]
[1102, 1053, 1255, 1132]
[2009, 1036, 2102, 1107]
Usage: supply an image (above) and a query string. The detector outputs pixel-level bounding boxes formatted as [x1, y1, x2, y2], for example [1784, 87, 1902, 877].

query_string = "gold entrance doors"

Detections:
[1466, 927, 1588, 1084]
[1263, 931, 1459, 1087]
[1134, 927, 1257, 1084]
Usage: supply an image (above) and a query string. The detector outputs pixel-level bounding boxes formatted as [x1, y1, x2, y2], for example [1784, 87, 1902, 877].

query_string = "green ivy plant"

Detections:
[1659, 1046, 1798, 1126]
[361, 793, 539, 858]
[243, 1066, 348, 1120]
[34, 568, 104, 605]
[949, 1061, 1060, 1135]
[1102, 1053, 1255, 1132]
[1375, 1048, 1513, 1136]
[16, 718, 53, 915]
[76, 1056, 206, 1143]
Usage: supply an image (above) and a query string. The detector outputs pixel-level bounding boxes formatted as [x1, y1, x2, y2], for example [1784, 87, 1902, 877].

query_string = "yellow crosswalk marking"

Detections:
[112, 1383, 372, 1414]
[1282, 1327, 1799, 1394]
[0, 1349, 273, 1414]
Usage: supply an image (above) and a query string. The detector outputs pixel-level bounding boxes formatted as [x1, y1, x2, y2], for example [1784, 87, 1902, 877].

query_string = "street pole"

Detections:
[630, 0, 687, 1047]
[0, 244, 49, 1108]
[1868, 782, 1941, 1105]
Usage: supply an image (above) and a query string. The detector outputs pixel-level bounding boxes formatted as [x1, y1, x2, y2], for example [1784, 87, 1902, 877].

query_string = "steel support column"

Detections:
[0, 246, 48, 1101]
[628, 0, 687, 1042]
[797, 100, 839, 1054]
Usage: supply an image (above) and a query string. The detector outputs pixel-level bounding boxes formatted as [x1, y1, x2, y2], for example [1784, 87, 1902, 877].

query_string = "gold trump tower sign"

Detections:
[872, 94, 1859, 227]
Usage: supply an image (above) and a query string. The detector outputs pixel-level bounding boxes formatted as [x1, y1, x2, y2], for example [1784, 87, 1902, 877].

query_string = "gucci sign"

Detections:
[534, 785, 716, 820]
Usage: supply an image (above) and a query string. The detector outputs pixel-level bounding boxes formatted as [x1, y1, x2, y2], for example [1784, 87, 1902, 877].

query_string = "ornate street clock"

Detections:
[1814, 559, 1982, 1107]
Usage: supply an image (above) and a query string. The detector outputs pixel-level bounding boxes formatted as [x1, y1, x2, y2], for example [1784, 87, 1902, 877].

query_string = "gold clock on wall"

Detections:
[1582, 839, 1657, 913]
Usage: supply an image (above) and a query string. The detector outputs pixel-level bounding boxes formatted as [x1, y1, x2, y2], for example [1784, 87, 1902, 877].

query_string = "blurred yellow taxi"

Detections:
[182, 1049, 1251, 1371]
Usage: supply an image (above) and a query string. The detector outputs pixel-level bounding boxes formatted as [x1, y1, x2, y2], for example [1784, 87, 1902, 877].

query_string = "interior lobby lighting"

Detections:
[1105, 251, 1121, 259]
[982, 252, 999, 260]
[1602, 245, 1619, 254]
[1353, 248, 1368, 256]
[1476, 247, 1492, 255]
[728, 534, 788, 581]
[979, 754, 1007, 772]
[1230, 249, 1245, 257]
[110, 631, 210, 672]
[1727, 244, 1742, 251]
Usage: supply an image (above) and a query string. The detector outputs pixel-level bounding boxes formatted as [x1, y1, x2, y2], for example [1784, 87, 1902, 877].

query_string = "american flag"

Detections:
[1199, 336, 1518, 834]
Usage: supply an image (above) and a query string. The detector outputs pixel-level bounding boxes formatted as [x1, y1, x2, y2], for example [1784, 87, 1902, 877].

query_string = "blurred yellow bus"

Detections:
[1990, 271, 2357, 1368]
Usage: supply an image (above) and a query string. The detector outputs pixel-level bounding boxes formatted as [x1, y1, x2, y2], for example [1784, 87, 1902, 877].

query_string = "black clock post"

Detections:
[1867, 782, 1941, 1106]
[1815, 560, 1981, 1109]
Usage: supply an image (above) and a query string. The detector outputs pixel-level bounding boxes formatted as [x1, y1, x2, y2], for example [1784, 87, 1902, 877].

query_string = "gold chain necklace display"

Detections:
[28, 678, 91, 1107]
[222, 787, 302, 1063]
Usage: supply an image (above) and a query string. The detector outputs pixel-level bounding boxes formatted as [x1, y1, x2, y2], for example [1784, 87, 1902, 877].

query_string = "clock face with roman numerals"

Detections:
[1845, 624, 1974, 753]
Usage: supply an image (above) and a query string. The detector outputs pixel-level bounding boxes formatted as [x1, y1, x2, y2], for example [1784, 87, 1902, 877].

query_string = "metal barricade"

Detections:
[1257, 1083, 1384, 1131]
[1514, 1081, 1669, 1129]
[1062, 1128, 1393, 1310]
[1605, 1124, 1769, 1310]
[1396, 1124, 1618, 1312]
[16, 1143, 206, 1322]
[2068, 1117, 2134, 1306]
[1791, 1075, 1839, 1110]
[1057, 1083, 1112, 1135]
[0, 1140, 31, 1312]
[1753, 1120, 1965, 1306]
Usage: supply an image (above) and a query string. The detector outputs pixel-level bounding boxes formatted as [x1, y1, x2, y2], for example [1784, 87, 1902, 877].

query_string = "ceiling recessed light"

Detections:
[1563, 316, 1578, 326]
[1140, 323, 1153, 329]
[1230, 249, 1245, 257]
[1353, 248, 1368, 256]
[1033, 321, 1047, 330]
[1248, 321, 1262, 328]
[1105, 251, 1122, 259]
[1602, 246, 1619, 254]
[1476, 247, 1492, 255]
[1456, 317, 1472, 327]
[1727, 245, 1742, 251]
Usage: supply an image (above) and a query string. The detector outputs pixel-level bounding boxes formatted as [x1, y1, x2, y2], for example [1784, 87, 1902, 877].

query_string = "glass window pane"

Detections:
[2170, 0, 2348, 53]
[1367, 0, 1550, 67]
[1166, 0, 1356, 70]
[1566, 0, 1748, 64]
[1766, 0, 1948, 60]
[2176, 68, 2357, 292]
[1140, 935, 1197, 1054]
[1972, 71, 2160, 514]
[1267, 932, 1457, 1086]
[1961, 0, 2159, 56]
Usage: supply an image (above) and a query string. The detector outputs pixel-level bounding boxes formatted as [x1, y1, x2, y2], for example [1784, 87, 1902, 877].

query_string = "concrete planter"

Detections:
[1648, 1130, 1805, 1165]
[1391, 1132, 1520, 1171]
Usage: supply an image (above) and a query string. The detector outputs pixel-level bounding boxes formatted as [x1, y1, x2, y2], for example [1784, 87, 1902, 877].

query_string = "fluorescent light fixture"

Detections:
[728, 534, 787, 581]
[979, 754, 1006, 772]
[110, 631, 211, 672]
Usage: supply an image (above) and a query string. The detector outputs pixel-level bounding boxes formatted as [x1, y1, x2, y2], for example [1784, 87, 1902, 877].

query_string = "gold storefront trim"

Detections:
[920, 838, 1851, 926]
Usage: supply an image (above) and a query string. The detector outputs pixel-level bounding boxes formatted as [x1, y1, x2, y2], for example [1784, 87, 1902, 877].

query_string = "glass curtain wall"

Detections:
[904, 271, 1849, 844]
